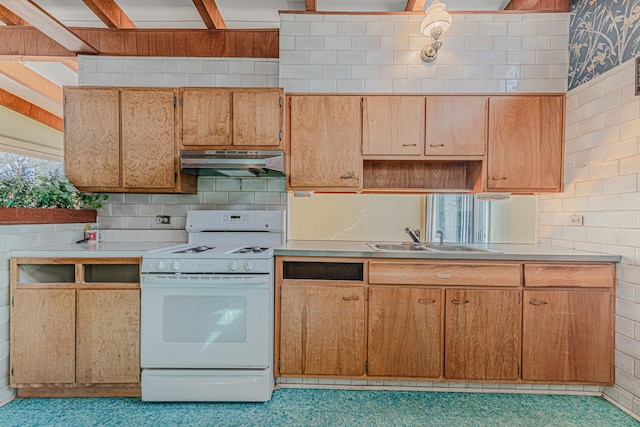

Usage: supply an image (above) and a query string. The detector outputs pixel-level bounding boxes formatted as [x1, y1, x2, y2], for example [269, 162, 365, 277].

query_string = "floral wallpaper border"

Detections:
[569, 0, 640, 90]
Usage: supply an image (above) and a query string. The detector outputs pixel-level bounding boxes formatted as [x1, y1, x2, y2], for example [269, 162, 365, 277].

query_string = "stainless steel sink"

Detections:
[368, 242, 498, 253]
[369, 243, 434, 251]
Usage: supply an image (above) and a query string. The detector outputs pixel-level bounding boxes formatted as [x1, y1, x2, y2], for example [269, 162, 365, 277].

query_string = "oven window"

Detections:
[162, 296, 247, 343]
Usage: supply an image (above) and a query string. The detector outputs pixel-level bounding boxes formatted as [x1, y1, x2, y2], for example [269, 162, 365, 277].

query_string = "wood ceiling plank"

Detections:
[0, 60, 62, 104]
[0, 4, 26, 24]
[0, 88, 62, 131]
[0, 0, 98, 53]
[504, 0, 570, 11]
[60, 58, 78, 73]
[405, 0, 426, 12]
[305, 0, 316, 11]
[192, 0, 226, 30]
[0, 27, 280, 58]
[81, 0, 136, 29]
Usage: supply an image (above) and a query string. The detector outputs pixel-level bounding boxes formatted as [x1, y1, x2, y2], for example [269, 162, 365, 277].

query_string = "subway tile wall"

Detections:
[279, 12, 569, 93]
[79, 57, 279, 87]
[539, 58, 640, 417]
[97, 177, 287, 230]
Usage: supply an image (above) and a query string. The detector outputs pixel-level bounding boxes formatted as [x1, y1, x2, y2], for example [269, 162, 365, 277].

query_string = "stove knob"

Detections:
[228, 260, 240, 271]
[243, 261, 256, 272]
[170, 260, 182, 271]
[156, 260, 168, 271]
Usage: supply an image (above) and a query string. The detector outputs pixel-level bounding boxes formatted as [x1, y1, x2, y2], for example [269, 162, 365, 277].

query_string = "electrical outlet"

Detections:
[156, 215, 171, 224]
[570, 215, 583, 226]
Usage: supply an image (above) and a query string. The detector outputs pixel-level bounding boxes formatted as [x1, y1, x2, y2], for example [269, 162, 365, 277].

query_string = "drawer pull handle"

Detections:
[451, 299, 469, 304]
[492, 176, 508, 181]
[402, 143, 418, 147]
[342, 296, 360, 301]
[429, 144, 445, 147]
[419, 298, 436, 303]
[529, 300, 548, 305]
[340, 172, 356, 180]
[436, 273, 451, 279]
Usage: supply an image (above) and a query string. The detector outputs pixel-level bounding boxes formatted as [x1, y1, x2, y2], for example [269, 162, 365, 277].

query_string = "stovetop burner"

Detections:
[232, 246, 269, 254]
[172, 245, 216, 254]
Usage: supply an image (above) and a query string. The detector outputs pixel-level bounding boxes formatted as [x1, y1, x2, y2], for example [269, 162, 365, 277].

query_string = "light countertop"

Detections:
[11, 241, 180, 259]
[275, 241, 621, 262]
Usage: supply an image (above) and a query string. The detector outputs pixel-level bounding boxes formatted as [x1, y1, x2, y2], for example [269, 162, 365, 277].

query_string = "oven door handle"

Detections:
[140, 275, 269, 288]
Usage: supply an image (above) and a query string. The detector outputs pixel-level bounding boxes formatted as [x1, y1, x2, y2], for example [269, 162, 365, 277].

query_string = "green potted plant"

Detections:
[0, 173, 108, 224]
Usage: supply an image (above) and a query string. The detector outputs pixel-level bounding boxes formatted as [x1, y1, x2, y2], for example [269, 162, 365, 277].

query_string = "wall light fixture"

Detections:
[420, 0, 453, 63]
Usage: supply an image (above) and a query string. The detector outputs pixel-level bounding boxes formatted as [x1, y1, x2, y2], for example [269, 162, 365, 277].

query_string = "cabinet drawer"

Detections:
[369, 262, 521, 287]
[524, 263, 615, 288]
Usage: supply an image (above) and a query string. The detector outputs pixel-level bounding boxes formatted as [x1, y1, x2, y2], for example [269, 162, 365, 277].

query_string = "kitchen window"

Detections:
[425, 194, 489, 243]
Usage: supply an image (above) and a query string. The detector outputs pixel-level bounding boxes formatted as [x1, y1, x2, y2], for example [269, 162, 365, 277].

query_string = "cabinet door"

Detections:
[362, 96, 424, 156]
[280, 284, 366, 375]
[64, 88, 120, 188]
[76, 289, 140, 384]
[445, 289, 520, 380]
[233, 89, 282, 147]
[11, 289, 76, 385]
[181, 88, 231, 147]
[487, 96, 564, 191]
[426, 96, 487, 156]
[522, 290, 612, 383]
[289, 96, 362, 189]
[121, 89, 177, 189]
[368, 287, 442, 378]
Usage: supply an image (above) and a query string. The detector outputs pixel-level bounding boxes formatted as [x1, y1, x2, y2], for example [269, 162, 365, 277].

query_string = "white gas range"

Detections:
[140, 210, 285, 402]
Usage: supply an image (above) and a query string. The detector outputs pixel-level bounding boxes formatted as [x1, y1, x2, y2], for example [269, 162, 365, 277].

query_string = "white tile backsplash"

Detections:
[280, 13, 568, 94]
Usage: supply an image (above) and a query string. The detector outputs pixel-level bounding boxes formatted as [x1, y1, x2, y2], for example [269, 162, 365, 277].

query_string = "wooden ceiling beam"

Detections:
[81, 0, 136, 29]
[405, 0, 426, 12]
[0, 26, 280, 58]
[0, 0, 98, 53]
[0, 4, 26, 24]
[305, 0, 316, 12]
[0, 61, 62, 104]
[504, 0, 570, 12]
[192, 0, 226, 30]
[0, 88, 62, 131]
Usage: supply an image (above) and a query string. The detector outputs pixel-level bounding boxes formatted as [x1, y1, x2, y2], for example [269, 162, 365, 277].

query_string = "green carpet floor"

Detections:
[0, 388, 637, 426]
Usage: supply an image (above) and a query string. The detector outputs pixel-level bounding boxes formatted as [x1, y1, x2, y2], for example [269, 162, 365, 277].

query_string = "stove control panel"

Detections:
[142, 257, 272, 274]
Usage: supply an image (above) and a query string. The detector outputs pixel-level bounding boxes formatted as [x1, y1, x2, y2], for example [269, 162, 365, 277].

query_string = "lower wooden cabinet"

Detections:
[522, 289, 612, 383]
[10, 258, 141, 397]
[445, 289, 520, 380]
[279, 284, 366, 376]
[276, 257, 615, 386]
[368, 287, 442, 378]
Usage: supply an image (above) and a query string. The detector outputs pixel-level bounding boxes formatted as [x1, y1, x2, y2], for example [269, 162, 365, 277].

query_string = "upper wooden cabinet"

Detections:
[180, 87, 283, 149]
[362, 96, 424, 156]
[487, 95, 565, 193]
[425, 96, 487, 156]
[288, 95, 362, 191]
[64, 87, 196, 194]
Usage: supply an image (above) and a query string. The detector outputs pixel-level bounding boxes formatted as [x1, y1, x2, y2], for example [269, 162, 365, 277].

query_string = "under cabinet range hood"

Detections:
[180, 150, 285, 177]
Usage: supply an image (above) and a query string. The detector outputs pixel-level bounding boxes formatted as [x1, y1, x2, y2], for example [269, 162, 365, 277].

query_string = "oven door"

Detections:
[140, 273, 272, 369]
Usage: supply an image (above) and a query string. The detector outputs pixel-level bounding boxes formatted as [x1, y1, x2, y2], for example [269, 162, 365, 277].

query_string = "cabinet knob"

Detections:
[429, 144, 445, 147]
[342, 296, 360, 301]
[492, 176, 508, 180]
[418, 298, 436, 303]
[529, 299, 548, 305]
[451, 299, 469, 304]
[340, 172, 356, 180]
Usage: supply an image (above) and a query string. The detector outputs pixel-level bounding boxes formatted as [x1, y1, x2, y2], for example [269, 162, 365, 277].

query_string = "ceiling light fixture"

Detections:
[420, 0, 453, 63]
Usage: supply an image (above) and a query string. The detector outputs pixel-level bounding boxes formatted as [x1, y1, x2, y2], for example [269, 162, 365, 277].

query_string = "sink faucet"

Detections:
[436, 230, 444, 245]
[404, 228, 421, 243]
